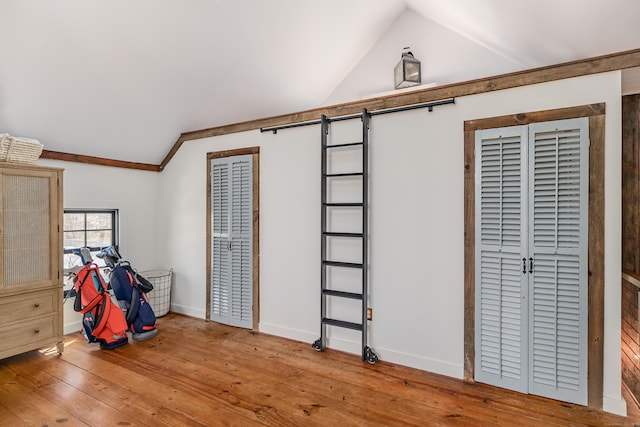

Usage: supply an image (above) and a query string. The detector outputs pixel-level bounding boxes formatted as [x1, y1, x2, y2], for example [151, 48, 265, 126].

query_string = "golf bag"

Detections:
[98, 246, 158, 341]
[73, 262, 129, 350]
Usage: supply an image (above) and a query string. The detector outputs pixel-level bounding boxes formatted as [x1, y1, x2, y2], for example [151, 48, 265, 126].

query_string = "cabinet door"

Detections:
[0, 167, 61, 293]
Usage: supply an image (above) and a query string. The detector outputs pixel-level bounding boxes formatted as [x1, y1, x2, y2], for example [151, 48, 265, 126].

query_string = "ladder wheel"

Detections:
[312, 338, 323, 352]
[364, 347, 378, 364]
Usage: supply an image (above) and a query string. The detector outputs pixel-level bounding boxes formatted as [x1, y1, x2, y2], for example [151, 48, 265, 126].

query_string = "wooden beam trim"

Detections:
[41, 150, 160, 172]
[587, 113, 605, 409]
[159, 136, 186, 171]
[160, 48, 640, 169]
[622, 94, 640, 273]
[252, 152, 260, 331]
[463, 128, 475, 382]
[206, 146, 260, 160]
[464, 103, 606, 131]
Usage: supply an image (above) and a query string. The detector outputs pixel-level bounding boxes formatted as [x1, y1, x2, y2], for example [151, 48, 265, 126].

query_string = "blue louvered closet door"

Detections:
[210, 155, 253, 329]
[475, 118, 588, 406]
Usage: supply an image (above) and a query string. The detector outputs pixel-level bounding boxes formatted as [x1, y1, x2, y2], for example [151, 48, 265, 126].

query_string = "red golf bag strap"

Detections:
[90, 294, 111, 337]
[79, 293, 103, 314]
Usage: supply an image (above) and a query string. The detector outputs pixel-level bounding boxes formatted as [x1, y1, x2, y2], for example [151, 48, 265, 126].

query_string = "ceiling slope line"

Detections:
[42, 48, 640, 172]
[404, 3, 528, 68]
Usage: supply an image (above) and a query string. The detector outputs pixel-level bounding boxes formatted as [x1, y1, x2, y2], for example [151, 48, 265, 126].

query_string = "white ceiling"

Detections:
[1, 0, 639, 165]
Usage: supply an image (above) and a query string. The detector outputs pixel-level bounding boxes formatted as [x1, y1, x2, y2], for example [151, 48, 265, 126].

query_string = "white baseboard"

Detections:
[258, 322, 462, 379]
[603, 394, 627, 416]
[64, 320, 83, 336]
[374, 346, 463, 379]
[169, 303, 205, 319]
[259, 322, 318, 344]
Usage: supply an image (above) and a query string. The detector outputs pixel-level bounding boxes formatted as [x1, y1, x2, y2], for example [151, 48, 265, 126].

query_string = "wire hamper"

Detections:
[141, 269, 173, 317]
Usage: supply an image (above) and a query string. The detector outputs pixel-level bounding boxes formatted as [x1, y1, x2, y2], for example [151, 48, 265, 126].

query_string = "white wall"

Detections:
[324, 8, 521, 105]
[28, 72, 613, 412]
[156, 71, 625, 414]
[39, 159, 161, 335]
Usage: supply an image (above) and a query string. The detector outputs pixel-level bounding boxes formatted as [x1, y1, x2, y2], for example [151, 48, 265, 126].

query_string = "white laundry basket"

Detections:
[140, 269, 173, 317]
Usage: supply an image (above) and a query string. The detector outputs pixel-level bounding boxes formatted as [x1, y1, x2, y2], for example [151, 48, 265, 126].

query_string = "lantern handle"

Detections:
[402, 47, 414, 57]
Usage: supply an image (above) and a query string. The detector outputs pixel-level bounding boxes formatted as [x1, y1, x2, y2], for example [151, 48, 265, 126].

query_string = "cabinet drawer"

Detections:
[0, 315, 56, 353]
[0, 290, 56, 325]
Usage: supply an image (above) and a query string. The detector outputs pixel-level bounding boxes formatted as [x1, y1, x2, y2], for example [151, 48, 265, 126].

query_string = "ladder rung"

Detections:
[323, 142, 364, 149]
[323, 232, 363, 238]
[323, 261, 363, 269]
[323, 289, 363, 299]
[323, 203, 363, 207]
[322, 318, 363, 331]
[323, 172, 363, 178]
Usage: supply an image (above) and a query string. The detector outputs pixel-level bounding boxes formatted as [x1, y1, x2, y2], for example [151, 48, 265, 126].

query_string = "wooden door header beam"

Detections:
[42, 48, 640, 172]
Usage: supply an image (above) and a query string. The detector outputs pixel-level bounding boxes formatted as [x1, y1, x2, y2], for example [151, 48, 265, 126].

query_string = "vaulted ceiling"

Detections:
[1, 0, 639, 165]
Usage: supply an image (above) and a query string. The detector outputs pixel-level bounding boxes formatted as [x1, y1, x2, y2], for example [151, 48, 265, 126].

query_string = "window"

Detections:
[63, 209, 118, 269]
[62, 209, 118, 297]
[64, 210, 117, 251]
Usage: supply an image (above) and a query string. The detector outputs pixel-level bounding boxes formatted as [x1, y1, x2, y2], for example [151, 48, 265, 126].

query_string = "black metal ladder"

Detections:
[312, 108, 378, 364]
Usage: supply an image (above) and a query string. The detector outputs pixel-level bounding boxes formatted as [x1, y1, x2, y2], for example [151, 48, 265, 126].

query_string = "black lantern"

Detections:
[394, 48, 421, 89]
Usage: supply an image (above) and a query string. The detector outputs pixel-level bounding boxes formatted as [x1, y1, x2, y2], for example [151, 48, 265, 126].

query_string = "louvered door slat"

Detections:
[528, 118, 588, 405]
[212, 163, 229, 235]
[475, 126, 528, 393]
[211, 238, 229, 318]
[210, 155, 253, 329]
[231, 240, 252, 324]
[229, 157, 253, 328]
[211, 161, 230, 322]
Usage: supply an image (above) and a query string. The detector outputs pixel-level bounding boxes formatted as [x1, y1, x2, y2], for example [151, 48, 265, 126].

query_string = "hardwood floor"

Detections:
[1, 313, 638, 426]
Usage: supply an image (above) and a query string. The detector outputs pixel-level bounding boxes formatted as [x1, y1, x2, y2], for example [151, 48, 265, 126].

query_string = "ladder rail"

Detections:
[319, 114, 329, 352]
[361, 109, 370, 362]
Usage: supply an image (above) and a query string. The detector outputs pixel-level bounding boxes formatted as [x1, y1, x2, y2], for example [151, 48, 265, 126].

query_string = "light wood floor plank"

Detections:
[160, 324, 500, 426]
[0, 313, 638, 427]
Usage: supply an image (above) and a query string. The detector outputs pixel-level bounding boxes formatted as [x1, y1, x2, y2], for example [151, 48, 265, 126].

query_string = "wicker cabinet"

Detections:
[0, 163, 64, 359]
